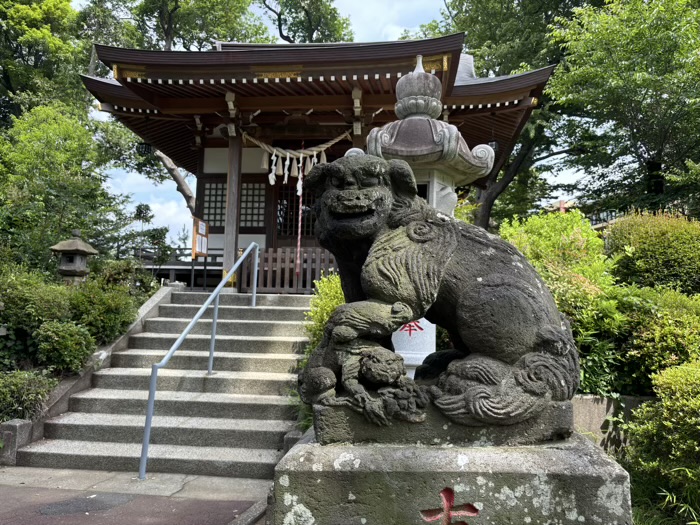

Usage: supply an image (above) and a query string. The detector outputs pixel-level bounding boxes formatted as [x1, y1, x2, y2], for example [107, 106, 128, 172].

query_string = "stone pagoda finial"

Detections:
[394, 55, 443, 120]
[367, 55, 495, 189]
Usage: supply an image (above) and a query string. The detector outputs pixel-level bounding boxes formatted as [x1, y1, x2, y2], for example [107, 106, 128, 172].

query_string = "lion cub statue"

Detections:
[299, 151, 579, 427]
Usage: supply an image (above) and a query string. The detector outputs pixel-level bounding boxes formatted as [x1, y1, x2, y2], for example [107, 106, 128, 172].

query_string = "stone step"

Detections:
[128, 333, 307, 354]
[44, 413, 294, 449]
[112, 349, 300, 374]
[69, 389, 297, 420]
[17, 440, 281, 479]
[143, 318, 306, 337]
[92, 368, 297, 396]
[158, 304, 308, 322]
[171, 292, 312, 308]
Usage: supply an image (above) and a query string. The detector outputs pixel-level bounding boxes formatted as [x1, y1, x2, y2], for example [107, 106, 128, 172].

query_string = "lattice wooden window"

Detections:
[203, 182, 226, 227]
[277, 186, 316, 236]
[241, 183, 266, 228]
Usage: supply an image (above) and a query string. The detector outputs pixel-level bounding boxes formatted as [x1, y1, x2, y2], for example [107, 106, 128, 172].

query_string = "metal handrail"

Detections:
[138, 242, 260, 480]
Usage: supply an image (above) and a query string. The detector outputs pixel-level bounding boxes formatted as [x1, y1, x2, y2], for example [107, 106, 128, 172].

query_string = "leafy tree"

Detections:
[259, 0, 353, 43]
[132, 0, 273, 51]
[78, 0, 144, 76]
[548, 0, 700, 217]
[0, 0, 81, 123]
[404, 0, 603, 229]
[0, 104, 134, 268]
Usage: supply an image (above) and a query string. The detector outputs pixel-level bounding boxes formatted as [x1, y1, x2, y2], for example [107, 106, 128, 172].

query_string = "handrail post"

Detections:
[251, 244, 259, 307]
[207, 294, 220, 375]
[139, 365, 160, 480]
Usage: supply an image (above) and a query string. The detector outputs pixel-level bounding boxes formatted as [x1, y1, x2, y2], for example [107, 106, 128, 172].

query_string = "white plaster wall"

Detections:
[207, 233, 266, 251]
[203, 148, 267, 174]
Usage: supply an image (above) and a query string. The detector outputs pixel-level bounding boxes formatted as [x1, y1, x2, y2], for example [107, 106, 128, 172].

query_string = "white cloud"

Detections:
[105, 169, 195, 241]
[336, 0, 443, 42]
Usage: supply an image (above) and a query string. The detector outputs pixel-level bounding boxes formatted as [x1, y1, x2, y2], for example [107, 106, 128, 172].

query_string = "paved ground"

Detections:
[0, 467, 270, 525]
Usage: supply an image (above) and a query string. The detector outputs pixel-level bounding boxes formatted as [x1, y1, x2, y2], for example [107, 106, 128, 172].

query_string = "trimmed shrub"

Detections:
[0, 266, 71, 370]
[614, 286, 700, 395]
[96, 259, 159, 303]
[623, 361, 700, 522]
[69, 280, 137, 345]
[501, 211, 700, 397]
[0, 266, 71, 334]
[34, 321, 96, 373]
[500, 209, 609, 273]
[607, 212, 700, 295]
[0, 370, 58, 422]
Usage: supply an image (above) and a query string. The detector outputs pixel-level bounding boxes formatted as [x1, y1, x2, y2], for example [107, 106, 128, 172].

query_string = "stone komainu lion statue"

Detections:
[299, 152, 579, 427]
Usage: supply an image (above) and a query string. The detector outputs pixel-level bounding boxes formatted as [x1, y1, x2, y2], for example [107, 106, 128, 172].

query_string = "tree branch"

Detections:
[261, 0, 295, 43]
[532, 147, 580, 163]
[154, 150, 196, 214]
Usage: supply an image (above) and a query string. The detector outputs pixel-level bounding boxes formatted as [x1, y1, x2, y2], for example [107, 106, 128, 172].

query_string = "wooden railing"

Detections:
[240, 248, 337, 294]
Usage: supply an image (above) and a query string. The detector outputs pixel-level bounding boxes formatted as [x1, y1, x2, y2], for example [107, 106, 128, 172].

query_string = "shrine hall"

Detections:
[82, 33, 552, 293]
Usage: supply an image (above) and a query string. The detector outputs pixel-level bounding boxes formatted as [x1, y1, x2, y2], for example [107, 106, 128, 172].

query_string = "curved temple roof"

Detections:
[83, 34, 553, 180]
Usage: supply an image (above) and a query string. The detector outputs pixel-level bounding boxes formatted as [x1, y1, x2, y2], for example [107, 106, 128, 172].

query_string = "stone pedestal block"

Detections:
[314, 402, 574, 447]
[271, 433, 632, 525]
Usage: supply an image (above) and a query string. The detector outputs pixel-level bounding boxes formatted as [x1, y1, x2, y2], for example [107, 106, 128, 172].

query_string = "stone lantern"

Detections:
[367, 55, 495, 215]
[50, 230, 99, 285]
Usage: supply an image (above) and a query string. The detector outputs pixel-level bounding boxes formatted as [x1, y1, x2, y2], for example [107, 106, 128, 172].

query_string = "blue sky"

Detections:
[101, 1, 446, 243]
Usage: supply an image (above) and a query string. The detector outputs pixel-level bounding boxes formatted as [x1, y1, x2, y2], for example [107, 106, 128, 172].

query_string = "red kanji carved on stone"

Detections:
[420, 487, 479, 525]
[399, 320, 424, 337]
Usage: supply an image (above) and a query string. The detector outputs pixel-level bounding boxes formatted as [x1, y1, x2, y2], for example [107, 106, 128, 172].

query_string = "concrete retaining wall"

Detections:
[572, 394, 654, 450]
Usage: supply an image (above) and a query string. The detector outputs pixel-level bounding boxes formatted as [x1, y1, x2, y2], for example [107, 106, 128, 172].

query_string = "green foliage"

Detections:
[34, 321, 96, 373]
[294, 273, 344, 430]
[501, 210, 700, 396]
[259, 0, 353, 43]
[95, 259, 159, 303]
[607, 212, 700, 295]
[133, 0, 273, 51]
[500, 209, 609, 273]
[623, 361, 700, 523]
[0, 0, 81, 122]
[0, 266, 71, 334]
[69, 279, 137, 345]
[0, 265, 71, 369]
[0, 369, 57, 422]
[0, 265, 143, 370]
[0, 103, 129, 269]
[548, 0, 700, 215]
[304, 272, 344, 356]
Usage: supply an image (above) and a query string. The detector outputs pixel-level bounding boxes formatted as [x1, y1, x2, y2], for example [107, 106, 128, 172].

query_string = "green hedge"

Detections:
[304, 273, 345, 357]
[0, 265, 138, 371]
[35, 321, 96, 373]
[607, 212, 700, 295]
[96, 259, 159, 304]
[623, 361, 700, 522]
[69, 279, 137, 346]
[501, 211, 700, 397]
[0, 370, 58, 422]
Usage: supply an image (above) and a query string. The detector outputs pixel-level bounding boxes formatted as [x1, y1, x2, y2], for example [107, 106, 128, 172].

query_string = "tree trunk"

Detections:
[154, 150, 196, 214]
[474, 136, 538, 229]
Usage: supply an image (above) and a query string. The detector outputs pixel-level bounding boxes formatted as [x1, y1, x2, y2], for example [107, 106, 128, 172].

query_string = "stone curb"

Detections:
[0, 283, 183, 466]
[227, 499, 268, 525]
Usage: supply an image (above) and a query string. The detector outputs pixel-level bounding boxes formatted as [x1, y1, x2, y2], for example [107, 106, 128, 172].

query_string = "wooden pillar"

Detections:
[223, 134, 242, 276]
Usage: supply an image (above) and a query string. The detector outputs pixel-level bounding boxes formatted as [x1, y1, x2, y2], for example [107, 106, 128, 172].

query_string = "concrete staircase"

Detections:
[17, 292, 310, 479]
